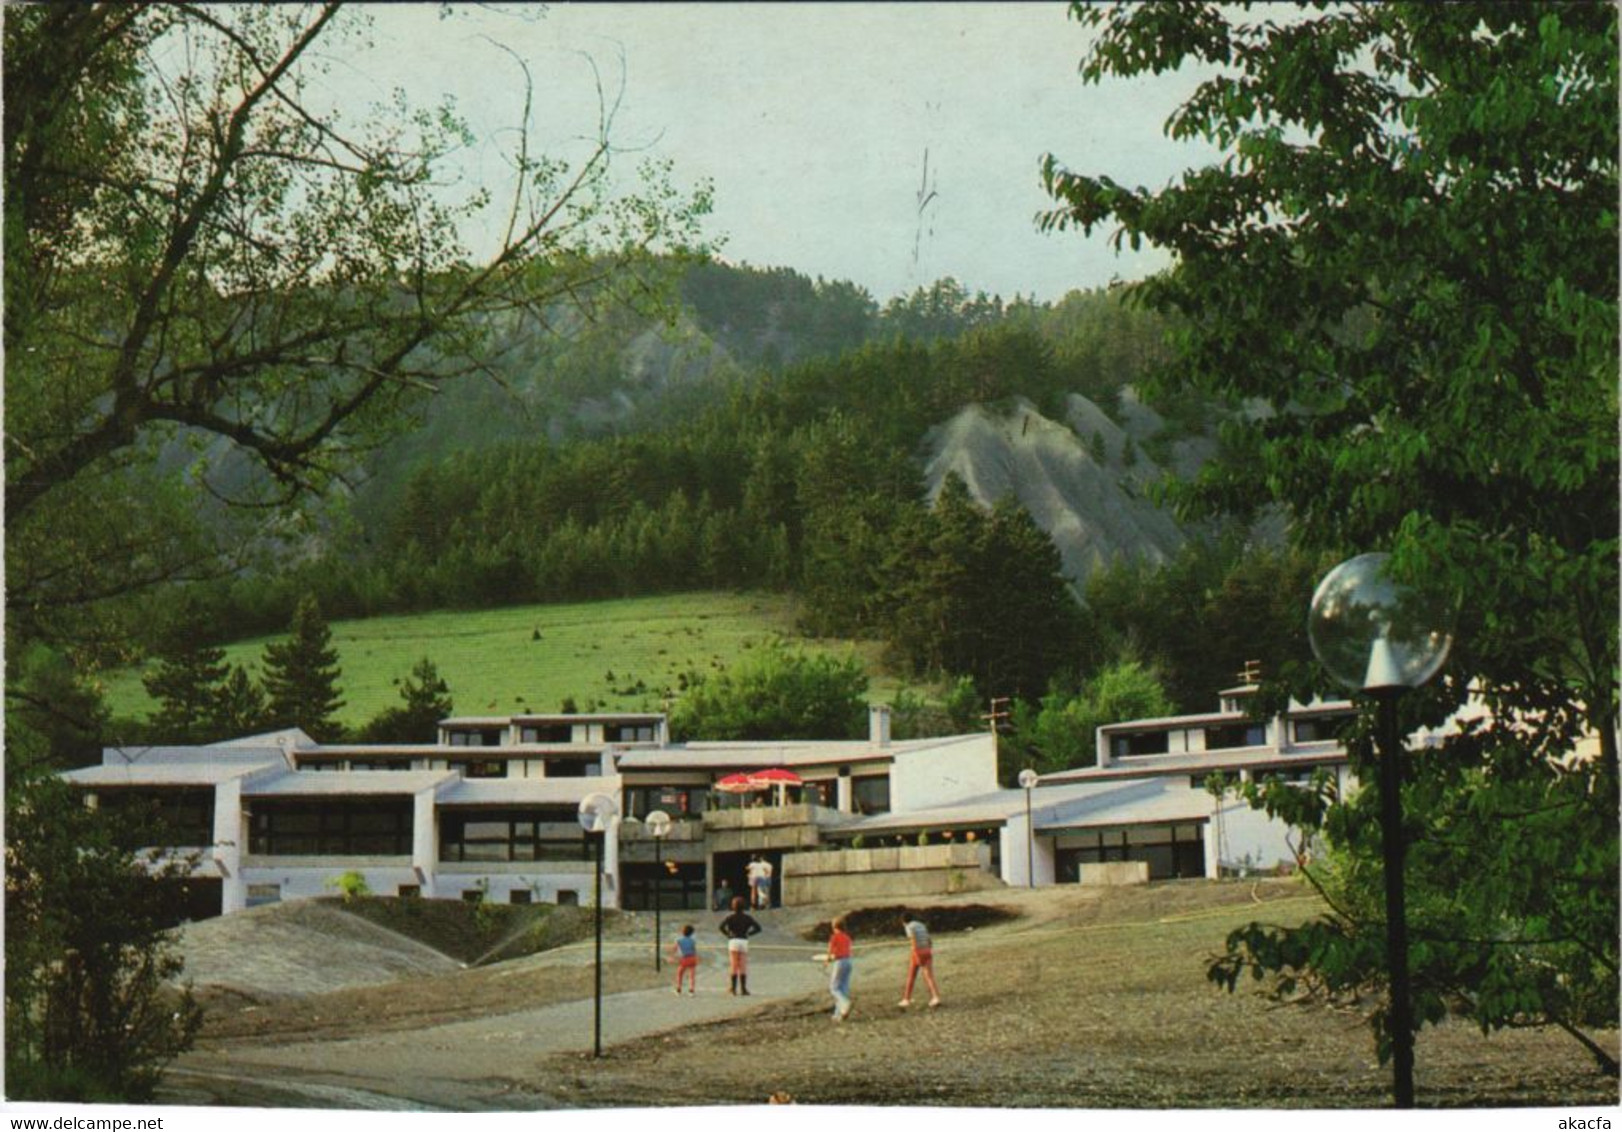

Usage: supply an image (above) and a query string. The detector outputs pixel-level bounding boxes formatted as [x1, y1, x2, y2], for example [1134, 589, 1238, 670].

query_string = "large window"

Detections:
[544, 757, 596, 778]
[620, 863, 707, 911]
[623, 785, 708, 819]
[452, 759, 507, 779]
[448, 728, 504, 747]
[606, 723, 658, 743]
[1292, 714, 1354, 744]
[520, 723, 573, 744]
[249, 798, 413, 856]
[852, 775, 890, 815]
[1204, 722, 1266, 751]
[1110, 731, 1170, 759]
[1056, 823, 1205, 881]
[439, 807, 591, 863]
[97, 787, 215, 847]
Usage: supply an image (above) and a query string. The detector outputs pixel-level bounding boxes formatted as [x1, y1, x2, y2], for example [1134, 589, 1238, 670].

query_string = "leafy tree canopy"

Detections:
[1044, 0, 1618, 1074]
[669, 647, 869, 742]
[3, 3, 711, 658]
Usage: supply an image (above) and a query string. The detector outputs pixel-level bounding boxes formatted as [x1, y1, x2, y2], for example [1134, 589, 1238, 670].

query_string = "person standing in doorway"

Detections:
[897, 911, 942, 1008]
[670, 924, 699, 995]
[757, 856, 774, 909]
[718, 896, 762, 995]
[825, 914, 854, 1021]
[746, 854, 770, 909]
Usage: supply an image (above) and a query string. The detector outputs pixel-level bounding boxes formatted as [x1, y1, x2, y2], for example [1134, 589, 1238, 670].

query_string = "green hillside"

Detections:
[102, 592, 900, 733]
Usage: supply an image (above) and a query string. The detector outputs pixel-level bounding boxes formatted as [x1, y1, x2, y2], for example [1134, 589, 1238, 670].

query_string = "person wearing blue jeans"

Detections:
[825, 914, 853, 1020]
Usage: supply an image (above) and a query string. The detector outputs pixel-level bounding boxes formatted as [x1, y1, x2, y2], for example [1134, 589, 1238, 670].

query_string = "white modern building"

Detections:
[65, 685, 1367, 918]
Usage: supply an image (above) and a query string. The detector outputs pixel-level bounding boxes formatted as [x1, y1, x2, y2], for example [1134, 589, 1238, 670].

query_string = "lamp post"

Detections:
[1018, 768, 1039, 887]
[645, 810, 671, 972]
[1309, 552, 1453, 1109]
[577, 792, 620, 1059]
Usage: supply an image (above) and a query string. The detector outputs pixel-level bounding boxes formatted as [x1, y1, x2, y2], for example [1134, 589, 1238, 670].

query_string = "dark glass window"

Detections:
[606, 723, 657, 743]
[852, 775, 890, 815]
[438, 807, 591, 863]
[455, 760, 507, 779]
[521, 723, 573, 744]
[1110, 731, 1170, 759]
[1056, 823, 1206, 881]
[509, 889, 533, 905]
[448, 728, 504, 747]
[249, 799, 412, 856]
[96, 787, 215, 847]
[544, 758, 594, 778]
[620, 863, 707, 911]
[556, 890, 579, 906]
[623, 785, 708, 819]
[1293, 715, 1354, 744]
[1205, 723, 1267, 750]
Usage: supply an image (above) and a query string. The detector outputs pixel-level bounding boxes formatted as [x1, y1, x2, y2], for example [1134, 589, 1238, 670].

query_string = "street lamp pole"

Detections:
[577, 793, 619, 1059]
[1309, 553, 1453, 1110]
[646, 810, 671, 973]
[1018, 768, 1039, 887]
[1373, 689, 1414, 1107]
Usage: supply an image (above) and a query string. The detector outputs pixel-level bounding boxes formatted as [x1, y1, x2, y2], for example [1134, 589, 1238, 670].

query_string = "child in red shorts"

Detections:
[671, 924, 699, 995]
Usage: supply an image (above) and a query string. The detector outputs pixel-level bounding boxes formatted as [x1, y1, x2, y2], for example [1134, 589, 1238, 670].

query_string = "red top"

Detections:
[828, 928, 852, 960]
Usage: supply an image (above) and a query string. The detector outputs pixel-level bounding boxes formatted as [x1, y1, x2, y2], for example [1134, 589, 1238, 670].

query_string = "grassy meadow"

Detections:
[101, 591, 903, 730]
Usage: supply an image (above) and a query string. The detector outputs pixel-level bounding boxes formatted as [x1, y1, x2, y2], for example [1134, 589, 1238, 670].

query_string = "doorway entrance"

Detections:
[711, 848, 783, 909]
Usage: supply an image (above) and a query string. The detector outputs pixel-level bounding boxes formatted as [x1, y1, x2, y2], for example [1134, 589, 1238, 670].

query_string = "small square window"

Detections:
[556, 889, 579, 906]
[397, 884, 420, 899]
[510, 889, 533, 905]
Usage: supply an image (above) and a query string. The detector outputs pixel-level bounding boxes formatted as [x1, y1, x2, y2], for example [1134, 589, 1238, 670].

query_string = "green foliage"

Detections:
[356, 657, 454, 743]
[1011, 659, 1176, 775]
[6, 643, 110, 772]
[1084, 537, 1327, 711]
[885, 475, 1084, 700]
[326, 871, 372, 903]
[3, 4, 711, 663]
[5, 771, 202, 1100]
[261, 594, 345, 741]
[670, 646, 869, 741]
[141, 605, 230, 744]
[1046, 0, 1618, 1073]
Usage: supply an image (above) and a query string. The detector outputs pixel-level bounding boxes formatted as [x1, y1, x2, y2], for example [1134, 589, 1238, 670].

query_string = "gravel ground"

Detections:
[160, 880, 1621, 1111]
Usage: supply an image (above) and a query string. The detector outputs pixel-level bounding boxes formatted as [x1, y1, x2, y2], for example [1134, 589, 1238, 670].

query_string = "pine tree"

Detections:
[142, 633, 229, 744]
[260, 594, 345, 742]
[210, 665, 268, 739]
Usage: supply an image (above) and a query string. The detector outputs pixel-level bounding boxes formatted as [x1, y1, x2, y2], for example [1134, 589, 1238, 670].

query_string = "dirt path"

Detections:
[164, 910, 837, 1109]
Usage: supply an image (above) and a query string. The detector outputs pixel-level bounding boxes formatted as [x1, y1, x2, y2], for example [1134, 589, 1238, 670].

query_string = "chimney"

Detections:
[869, 704, 892, 748]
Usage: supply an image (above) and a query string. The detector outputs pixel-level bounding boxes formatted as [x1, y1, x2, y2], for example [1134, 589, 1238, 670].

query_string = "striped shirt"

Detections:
[905, 919, 932, 951]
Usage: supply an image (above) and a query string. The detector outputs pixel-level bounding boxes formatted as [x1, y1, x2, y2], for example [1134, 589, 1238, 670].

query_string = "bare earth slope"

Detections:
[923, 396, 1187, 585]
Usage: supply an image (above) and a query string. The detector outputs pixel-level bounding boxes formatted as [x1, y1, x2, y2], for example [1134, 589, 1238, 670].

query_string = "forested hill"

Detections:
[163, 258, 1246, 690]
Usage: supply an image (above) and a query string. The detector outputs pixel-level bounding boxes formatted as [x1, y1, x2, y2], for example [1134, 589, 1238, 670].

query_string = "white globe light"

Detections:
[645, 809, 672, 839]
[1308, 552, 1454, 693]
[1017, 768, 1040, 790]
[577, 792, 620, 833]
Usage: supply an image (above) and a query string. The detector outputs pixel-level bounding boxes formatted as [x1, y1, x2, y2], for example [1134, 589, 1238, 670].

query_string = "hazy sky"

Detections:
[315, 3, 1222, 303]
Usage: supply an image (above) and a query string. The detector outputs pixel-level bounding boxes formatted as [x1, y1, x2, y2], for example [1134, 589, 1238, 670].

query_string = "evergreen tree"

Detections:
[210, 665, 268, 739]
[357, 658, 454, 743]
[260, 594, 345, 742]
[141, 621, 229, 744]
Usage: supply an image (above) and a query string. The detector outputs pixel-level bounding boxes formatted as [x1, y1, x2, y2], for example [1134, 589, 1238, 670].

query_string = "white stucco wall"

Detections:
[890, 735, 999, 813]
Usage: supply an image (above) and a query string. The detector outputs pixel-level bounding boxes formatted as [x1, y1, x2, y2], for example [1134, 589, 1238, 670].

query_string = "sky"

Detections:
[310, 2, 1224, 305]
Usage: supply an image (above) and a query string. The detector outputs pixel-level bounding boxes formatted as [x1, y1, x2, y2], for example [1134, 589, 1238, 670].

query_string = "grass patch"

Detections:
[101, 591, 904, 730]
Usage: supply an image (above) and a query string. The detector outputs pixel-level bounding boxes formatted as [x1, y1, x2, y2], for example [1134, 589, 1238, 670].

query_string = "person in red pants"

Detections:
[898, 911, 941, 1008]
[671, 924, 699, 995]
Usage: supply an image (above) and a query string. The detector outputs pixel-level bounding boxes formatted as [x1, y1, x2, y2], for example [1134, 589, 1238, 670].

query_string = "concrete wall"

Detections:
[1000, 812, 1056, 887]
[1076, 861, 1149, 886]
[890, 735, 998, 812]
[781, 842, 1000, 904]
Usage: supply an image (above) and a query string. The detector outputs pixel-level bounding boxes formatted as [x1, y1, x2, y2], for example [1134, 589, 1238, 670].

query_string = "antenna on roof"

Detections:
[1240, 659, 1262, 685]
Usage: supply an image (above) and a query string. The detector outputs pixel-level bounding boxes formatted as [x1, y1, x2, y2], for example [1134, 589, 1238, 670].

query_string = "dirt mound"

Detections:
[801, 903, 1019, 942]
[177, 898, 460, 998]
